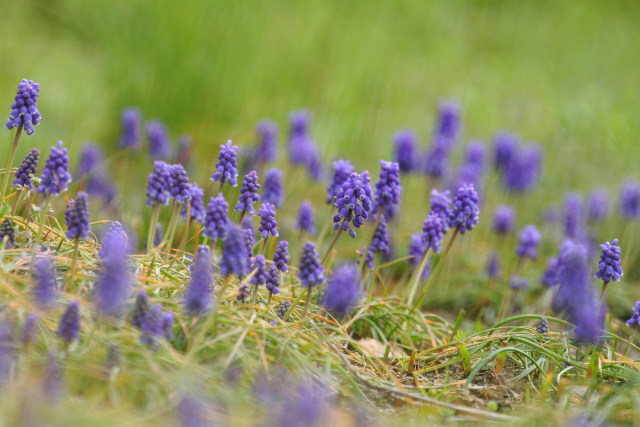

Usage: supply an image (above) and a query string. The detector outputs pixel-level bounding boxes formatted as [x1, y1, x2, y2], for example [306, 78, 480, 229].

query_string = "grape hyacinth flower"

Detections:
[235, 171, 261, 219]
[586, 189, 609, 223]
[185, 246, 214, 315]
[515, 225, 542, 261]
[423, 145, 449, 179]
[131, 291, 149, 329]
[323, 263, 362, 318]
[180, 183, 205, 224]
[429, 189, 452, 231]
[372, 160, 401, 220]
[161, 312, 174, 339]
[326, 160, 354, 204]
[594, 239, 623, 285]
[262, 168, 283, 208]
[333, 171, 373, 238]
[33, 256, 56, 308]
[487, 251, 501, 279]
[626, 301, 640, 327]
[277, 300, 292, 319]
[258, 203, 279, 239]
[299, 242, 324, 288]
[146, 161, 171, 206]
[220, 225, 249, 278]
[492, 205, 516, 235]
[95, 230, 130, 315]
[147, 120, 172, 160]
[295, 201, 316, 235]
[393, 129, 418, 173]
[57, 301, 80, 344]
[448, 184, 480, 234]
[119, 107, 142, 150]
[287, 110, 323, 180]
[203, 193, 229, 241]
[434, 99, 461, 145]
[536, 318, 549, 335]
[541, 256, 561, 287]
[6, 79, 41, 135]
[65, 192, 91, 241]
[236, 285, 251, 302]
[99, 222, 128, 259]
[620, 181, 640, 219]
[211, 140, 239, 188]
[422, 212, 446, 253]
[168, 164, 191, 203]
[249, 255, 268, 286]
[37, 141, 72, 197]
[492, 131, 518, 171]
[244, 227, 255, 259]
[75, 143, 104, 180]
[503, 144, 543, 193]
[273, 240, 289, 272]
[509, 276, 528, 290]
[0, 219, 15, 248]
[140, 304, 164, 348]
[13, 148, 39, 189]
[21, 313, 39, 346]
[266, 263, 280, 297]
[254, 120, 278, 164]
[361, 216, 391, 269]
[563, 193, 584, 239]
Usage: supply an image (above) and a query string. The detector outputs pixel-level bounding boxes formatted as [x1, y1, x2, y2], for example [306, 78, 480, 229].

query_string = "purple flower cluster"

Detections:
[75, 144, 117, 203]
[266, 263, 280, 295]
[487, 251, 501, 279]
[502, 144, 543, 193]
[429, 189, 452, 230]
[185, 246, 214, 315]
[57, 301, 80, 344]
[541, 256, 561, 287]
[13, 148, 39, 189]
[181, 183, 206, 223]
[586, 189, 609, 222]
[448, 184, 480, 234]
[333, 171, 373, 238]
[509, 276, 528, 290]
[563, 193, 584, 239]
[298, 242, 324, 288]
[421, 212, 445, 253]
[453, 141, 486, 191]
[626, 301, 640, 327]
[64, 192, 91, 241]
[146, 161, 171, 206]
[220, 225, 249, 277]
[211, 140, 239, 187]
[147, 120, 172, 160]
[492, 205, 515, 234]
[95, 228, 130, 314]
[288, 110, 322, 181]
[263, 169, 283, 208]
[119, 107, 142, 149]
[203, 194, 229, 240]
[37, 141, 72, 196]
[515, 225, 541, 260]
[372, 160, 401, 219]
[249, 255, 268, 287]
[326, 160, 354, 204]
[258, 203, 279, 239]
[492, 131, 518, 171]
[131, 291, 149, 329]
[322, 263, 361, 318]
[168, 164, 191, 203]
[6, 79, 41, 135]
[235, 171, 261, 216]
[273, 241, 289, 272]
[33, 256, 56, 308]
[594, 239, 623, 284]
[0, 219, 15, 248]
[362, 216, 391, 269]
[393, 129, 418, 173]
[620, 181, 640, 219]
[295, 201, 316, 235]
[254, 120, 278, 164]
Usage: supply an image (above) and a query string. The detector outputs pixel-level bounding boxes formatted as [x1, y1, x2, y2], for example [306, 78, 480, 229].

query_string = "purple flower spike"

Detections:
[262, 168, 283, 208]
[423, 144, 449, 179]
[203, 193, 229, 241]
[332, 171, 373, 238]
[372, 160, 401, 220]
[258, 203, 278, 239]
[168, 164, 191, 203]
[487, 251, 501, 279]
[492, 131, 518, 171]
[503, 144, 543, 193]
[587, 189, 609, 222]
[185, 246, 214, 315]
[180, 183, 205, 224]
[295, 201, 316, 235]
[21, 313, 39, 346]
[147, 120, 172, 160]
[541, 256, 561, 287]
[393, 129, 418, 173]
[288, 110, 323, 181]
[362, 216, 391, 269]
[33, 256, 57, 308]
[13, 148, 39, 189]
[273, 240, 289, 273]
[119, 107, 142, 149]
[298, 242, 324, 288]
[64, 192, 91, 240]
[95, 229, 130, 315]
[620, 181, 640, 219]
[131, 291, 149, 328]
[323, 263, 362, 318]
[326, 160, 354, 204]
[140, 304, 164, 348]
[57, 301, 80, 344]
[492, 205, 516, 234]
[75, 143, 104, 180]
[0, 219, 15, 248]
[266, 263, 280, 295]
[509, 276, 528, 290]
[161, 312, 174, 339]
[254, 120, 278, 164]
[6, 79, 41, 135]
[146, 161, 171, 206]
[99, 221, 128, 259]
[516, 225, 542, 260]
[626, 301, 640, 327]
[448, 184, 480, 234]
[220, 225, 249, 277]
[429, 189, 452, 231]
[211, 140, 239, 188]
[249, 255, 268, 287]
[422, 212, 446, 253]
[235, 171, 261, 216]
[244, 227, 255, 259]
[236, 285, 251, 302]
[37, 141, 72, 196]
[563, 193, 584, 239]
[434, 99, 461, 145]
[594, 238, 623, 284]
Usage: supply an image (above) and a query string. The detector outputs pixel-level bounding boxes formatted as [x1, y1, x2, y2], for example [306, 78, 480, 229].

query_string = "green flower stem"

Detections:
[359, 204, 383, 272]
[321, 219, 345, 266]
[146, 204, 161, 254]
[1, 124, 23, 203]
[178, 199, 192, 252]
[405, 248, 431, 305]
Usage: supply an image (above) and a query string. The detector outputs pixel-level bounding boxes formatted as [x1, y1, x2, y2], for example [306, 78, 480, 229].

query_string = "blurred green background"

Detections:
[2, 0, 639, 198]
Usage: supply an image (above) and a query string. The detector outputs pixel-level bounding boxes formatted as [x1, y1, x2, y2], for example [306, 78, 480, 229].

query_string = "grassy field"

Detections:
[1, 1, 640, 425]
